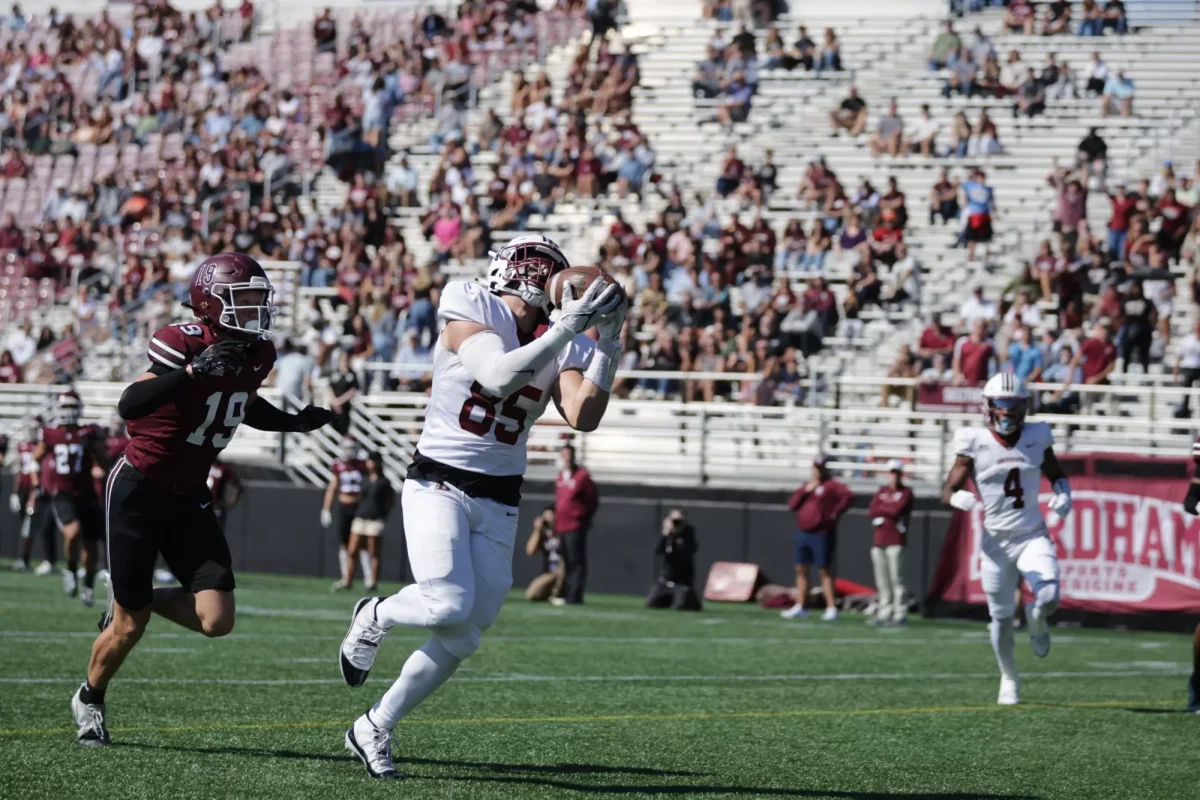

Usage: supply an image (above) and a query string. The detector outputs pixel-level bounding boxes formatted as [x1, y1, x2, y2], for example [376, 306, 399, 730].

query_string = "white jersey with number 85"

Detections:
[416, 281, 595, 478]
[952, 422, 1054, 536]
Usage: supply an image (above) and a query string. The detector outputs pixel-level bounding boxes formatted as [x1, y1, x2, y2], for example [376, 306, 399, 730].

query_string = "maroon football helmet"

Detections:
[186, 252, 275, 340]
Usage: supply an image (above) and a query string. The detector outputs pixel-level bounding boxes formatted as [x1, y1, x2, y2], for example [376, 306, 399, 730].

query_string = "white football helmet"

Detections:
[982, 373, 1030, 437]
[54, 390, 83, 427]
[485, 234, 570, 312]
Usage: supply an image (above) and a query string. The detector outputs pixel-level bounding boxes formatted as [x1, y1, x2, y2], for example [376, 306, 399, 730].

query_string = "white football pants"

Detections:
[980, 531, 1060, 620]
[395, 477, 517, 659]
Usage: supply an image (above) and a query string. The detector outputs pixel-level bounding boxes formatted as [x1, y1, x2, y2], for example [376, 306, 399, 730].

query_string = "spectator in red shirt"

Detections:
[952, 318, 996, 385]
[0, 350, 21, 383]
[782, 456, 855, 622]
[1106, 181, 1137, 258]
[868, 460, 914, 626]
[917, 312, 957, 367]
[555, 444, 599, 605]
[1059, 320, 1116, 412]
[1154, 187, 1191, 258]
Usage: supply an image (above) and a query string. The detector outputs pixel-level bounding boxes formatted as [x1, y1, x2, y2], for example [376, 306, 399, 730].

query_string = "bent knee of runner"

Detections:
[1034, 581, 1060, 615]
[199, 612, 235, 638]
[435, 625, 482, 660]
[111, 608, 149, 644]
[424, 588, 474, 628]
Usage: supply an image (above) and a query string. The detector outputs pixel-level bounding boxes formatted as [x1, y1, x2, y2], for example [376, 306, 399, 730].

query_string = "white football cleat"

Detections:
[81, 587, 94, 608]
[62, 568, 77, 597]
[821, 607, 839, 622]
[997, 676, 1020, 706]
[10, 560, 27, 572]
[340, 597, 386, 688]
[71, 686, 110, 747]
[1026, 601, 1050, 658]
[345, 711, 400, 779]
[34, 560, 54, 576]
[780, 604, 808, 620]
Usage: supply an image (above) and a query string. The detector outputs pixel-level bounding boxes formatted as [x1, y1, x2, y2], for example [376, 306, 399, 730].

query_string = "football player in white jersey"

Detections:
[336, 234, 626, 778]
[942, 374, 1073, 706]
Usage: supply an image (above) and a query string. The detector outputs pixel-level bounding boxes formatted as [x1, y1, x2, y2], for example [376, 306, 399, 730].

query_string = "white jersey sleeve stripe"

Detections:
[150, 337, 187, 360]
[147, 349, 184, 369]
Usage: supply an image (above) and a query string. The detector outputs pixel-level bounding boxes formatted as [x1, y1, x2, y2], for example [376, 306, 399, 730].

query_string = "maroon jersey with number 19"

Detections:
[39, 426, 98, 497]
[125, 322, 276, 491]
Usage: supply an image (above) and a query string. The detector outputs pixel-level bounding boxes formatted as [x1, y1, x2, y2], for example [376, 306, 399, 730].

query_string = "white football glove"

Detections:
[557, 279, 624, 336]
[949, 490, 978, 512]
[8, 493, 19, 514]
[320, 508, 332, 528]
[595, 289, 628, 342]
[1048, 493, 1071, 518]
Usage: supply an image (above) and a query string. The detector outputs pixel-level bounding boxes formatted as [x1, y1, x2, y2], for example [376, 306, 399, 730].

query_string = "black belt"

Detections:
[407, 450, 522, 508]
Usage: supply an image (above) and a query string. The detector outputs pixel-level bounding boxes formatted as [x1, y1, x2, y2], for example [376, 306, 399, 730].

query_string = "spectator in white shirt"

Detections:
[1083, 51, 1109, 96]
[5, 322, 35, 365]
[386, 156, 420, 207]
[1176, 319, 1200, 417]
[959, 285, 998, 328]
[39, 182, 68, 222]
[903, 104, 939, 157]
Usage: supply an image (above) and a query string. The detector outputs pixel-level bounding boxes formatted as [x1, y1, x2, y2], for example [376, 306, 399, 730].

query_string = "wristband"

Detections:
[584, 339, 622, 393]
[1052, 478, 1071, 497]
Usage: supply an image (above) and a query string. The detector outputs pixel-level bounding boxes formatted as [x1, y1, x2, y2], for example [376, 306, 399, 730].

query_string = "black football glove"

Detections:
[189, 342, 248, 378]
[295, 405, 336, 432]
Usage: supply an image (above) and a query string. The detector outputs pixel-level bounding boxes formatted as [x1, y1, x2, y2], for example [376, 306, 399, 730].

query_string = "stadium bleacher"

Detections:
[3, 0, 1200, 489]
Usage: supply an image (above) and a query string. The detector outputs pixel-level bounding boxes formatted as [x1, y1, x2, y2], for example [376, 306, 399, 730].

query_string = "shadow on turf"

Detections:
[112, 742, 1039, 799]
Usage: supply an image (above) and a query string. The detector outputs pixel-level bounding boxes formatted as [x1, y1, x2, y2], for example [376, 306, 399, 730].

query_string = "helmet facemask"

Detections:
[486, 238, 568, 312]
[55, 397, 82, 427]
[213, 276, 275, 339]
[985, 396, 1028, 437]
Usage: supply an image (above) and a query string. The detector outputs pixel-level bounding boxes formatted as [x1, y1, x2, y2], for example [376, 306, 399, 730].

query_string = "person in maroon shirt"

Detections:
[71, 253, 336, 748]
[324, 437, 367, 591]
[10, 420, 56, 573]
[917, 313, 957, 368]
[782, 456, 855, 621]
[555, 444, 598, 605]
[1154, 187, 1191, 257]
[952, 318, 996, 385]
[1106, 182, 1138, 259]
[1060, 320, 1117, 413]
[29, 392, 109, 606]
[867, 460, 914, 626]
[91, 415, 130, 499]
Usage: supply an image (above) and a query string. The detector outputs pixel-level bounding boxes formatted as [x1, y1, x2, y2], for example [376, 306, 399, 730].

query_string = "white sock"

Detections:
[337, 548, 348, 580]
[375, 584, 432, 630]
[990, 618, 1017, 680]
[372, 637, 461, 730]
[360, 551, 374, 586]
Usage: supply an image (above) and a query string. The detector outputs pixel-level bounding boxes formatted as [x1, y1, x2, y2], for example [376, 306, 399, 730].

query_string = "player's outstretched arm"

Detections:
[942, 455, 976, 510]
[243, 395, 336, 432]
[447, 280, 623, 399]
[552, 368, 609, 432]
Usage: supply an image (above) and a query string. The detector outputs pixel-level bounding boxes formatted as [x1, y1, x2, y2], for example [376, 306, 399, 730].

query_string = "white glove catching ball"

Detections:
[320, 508, 332, 528]
[558, 279, 624, 336]
[949, 490, 978, 512]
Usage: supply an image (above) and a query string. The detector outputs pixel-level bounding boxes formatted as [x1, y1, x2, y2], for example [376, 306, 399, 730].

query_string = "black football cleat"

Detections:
[345, 713, 400, 779]
[339, 597, 386, 688]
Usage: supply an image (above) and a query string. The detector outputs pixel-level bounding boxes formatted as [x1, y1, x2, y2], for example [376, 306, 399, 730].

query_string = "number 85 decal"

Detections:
[458, 382, 543, 445]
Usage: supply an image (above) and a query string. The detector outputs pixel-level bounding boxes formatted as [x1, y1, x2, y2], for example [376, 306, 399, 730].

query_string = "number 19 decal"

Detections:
[187, 391, 249, 448]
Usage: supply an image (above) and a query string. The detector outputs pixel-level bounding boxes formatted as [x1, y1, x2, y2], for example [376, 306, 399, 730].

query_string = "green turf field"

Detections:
[0, 569, 1195, 800]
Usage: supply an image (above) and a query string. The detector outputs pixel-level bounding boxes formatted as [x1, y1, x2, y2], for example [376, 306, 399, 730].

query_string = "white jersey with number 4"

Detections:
[416, 280, 595, 478]
[952, 421, 1054, 536]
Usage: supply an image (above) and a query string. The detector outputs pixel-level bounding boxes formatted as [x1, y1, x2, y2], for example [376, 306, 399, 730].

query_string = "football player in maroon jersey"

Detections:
[323, 436, 367, 590]
[71, 253, 335, 747]
[9, 418, 56, 575]
[1184, 436, 1200, 712]
[29, 392, 109, 605]
[91, 415, 130, 500]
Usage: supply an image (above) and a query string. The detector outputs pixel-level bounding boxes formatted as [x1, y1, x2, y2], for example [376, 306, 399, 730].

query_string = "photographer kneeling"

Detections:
[646, 508, 702, 611]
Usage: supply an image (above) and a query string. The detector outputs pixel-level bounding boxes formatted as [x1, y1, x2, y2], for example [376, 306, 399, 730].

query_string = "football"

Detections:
[548, 266, 619, 309]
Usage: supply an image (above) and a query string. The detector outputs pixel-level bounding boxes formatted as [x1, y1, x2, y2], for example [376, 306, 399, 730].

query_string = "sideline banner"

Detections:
[916, 384, 982, 413]
[929, 458, 1200, 614]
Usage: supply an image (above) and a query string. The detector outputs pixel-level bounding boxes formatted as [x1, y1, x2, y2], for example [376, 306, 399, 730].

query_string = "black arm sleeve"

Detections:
[1184, 481, 1200, 516]
[117, 368, 192, 421]
[243, 396, 303, 432]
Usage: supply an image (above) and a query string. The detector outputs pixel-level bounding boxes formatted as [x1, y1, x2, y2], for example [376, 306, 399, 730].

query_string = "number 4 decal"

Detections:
[187, 391, 249, 448]
[1003, 467, 1025, 509]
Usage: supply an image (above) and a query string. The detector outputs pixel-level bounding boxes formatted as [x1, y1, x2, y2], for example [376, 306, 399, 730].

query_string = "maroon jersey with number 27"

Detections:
[125, 322, 277, 490]
[39, 425, 98, 497]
